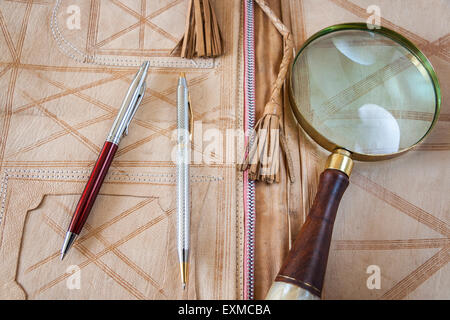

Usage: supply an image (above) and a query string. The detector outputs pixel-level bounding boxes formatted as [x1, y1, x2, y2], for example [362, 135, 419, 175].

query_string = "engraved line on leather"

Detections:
[10, 71, 216, 163]
[0, 0, 239, 301]
[36, 209, 174, 298]
[0, 168, 224, 225]
[380, 246, 450, 300]
[51, 0, 215, 68]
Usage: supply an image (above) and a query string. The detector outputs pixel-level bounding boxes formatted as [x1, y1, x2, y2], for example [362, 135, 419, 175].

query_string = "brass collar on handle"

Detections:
[326, 149, 353, 177]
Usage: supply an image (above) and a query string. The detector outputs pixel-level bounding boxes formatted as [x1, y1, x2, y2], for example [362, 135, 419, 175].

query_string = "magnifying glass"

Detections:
[266, 23, 441, 300]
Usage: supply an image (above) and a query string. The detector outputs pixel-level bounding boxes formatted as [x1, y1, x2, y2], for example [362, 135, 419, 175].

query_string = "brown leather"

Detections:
[258, 0, 450, 300]
[0, 0, 243, 300]
[276, 169, 349, 297]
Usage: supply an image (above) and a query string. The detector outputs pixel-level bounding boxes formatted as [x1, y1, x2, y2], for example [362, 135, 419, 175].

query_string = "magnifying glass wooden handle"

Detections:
[266, 150, 353, 300]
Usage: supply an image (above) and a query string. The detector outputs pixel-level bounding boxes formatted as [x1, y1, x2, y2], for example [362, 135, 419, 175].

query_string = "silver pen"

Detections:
[60, 61, 150, 260]
[177, 73, 192, 289]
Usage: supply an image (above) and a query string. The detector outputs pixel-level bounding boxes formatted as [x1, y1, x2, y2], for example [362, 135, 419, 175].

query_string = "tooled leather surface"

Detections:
[0, 0, 243, 300]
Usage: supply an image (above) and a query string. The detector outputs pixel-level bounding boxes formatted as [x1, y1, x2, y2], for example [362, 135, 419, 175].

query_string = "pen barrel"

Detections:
[177, 82, 190, 257]
[176, 159, 190, 252]
[68, 141, 118, 234]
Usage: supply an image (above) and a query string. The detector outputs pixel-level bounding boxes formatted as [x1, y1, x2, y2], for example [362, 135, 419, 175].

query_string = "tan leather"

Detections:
[240, 1, 296, 184]
[253, 0, 292, 299]
[256, 0, 450, 300]
[0, 0, 448, 301]
[0, 0, 243, 299]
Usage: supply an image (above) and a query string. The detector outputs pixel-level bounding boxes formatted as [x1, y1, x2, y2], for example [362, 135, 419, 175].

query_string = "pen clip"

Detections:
[124, 82, 146, 137]
[188, 93, 194, 141]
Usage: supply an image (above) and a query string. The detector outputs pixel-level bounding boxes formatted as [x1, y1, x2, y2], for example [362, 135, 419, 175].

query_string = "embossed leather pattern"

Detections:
[0, 0, 448, 301]
[0, 0, 243, 299]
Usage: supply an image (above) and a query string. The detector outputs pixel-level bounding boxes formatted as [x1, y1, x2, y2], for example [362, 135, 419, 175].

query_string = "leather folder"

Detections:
[0, 0, 448, 300]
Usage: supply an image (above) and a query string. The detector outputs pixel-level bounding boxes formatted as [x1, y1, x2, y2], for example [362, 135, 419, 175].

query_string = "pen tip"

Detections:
[180, 262, 188, 290]
[60, 232, 77, 261]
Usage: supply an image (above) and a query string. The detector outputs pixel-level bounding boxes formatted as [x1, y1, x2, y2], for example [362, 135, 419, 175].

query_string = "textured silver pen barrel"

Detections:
[177, 76, 190, 263]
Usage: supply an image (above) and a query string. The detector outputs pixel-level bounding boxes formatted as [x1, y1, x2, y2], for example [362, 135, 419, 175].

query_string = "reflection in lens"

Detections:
[332, 34, 377, 66]
[354, 104, 400, 154]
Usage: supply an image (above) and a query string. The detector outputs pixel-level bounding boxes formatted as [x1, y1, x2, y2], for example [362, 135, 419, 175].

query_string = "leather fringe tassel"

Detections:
[240, 0, 295, 184]
[171, 0, 223, 59]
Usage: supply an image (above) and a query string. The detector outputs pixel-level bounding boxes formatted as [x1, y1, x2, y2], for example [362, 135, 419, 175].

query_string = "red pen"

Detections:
[60, 61, 150, 260]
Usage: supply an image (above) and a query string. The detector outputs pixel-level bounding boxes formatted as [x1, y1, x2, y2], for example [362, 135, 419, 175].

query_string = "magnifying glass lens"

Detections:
[291, 29, 437, 155]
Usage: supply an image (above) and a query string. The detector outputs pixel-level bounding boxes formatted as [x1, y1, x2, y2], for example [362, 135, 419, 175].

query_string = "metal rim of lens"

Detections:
[289, 23, 442, 161]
